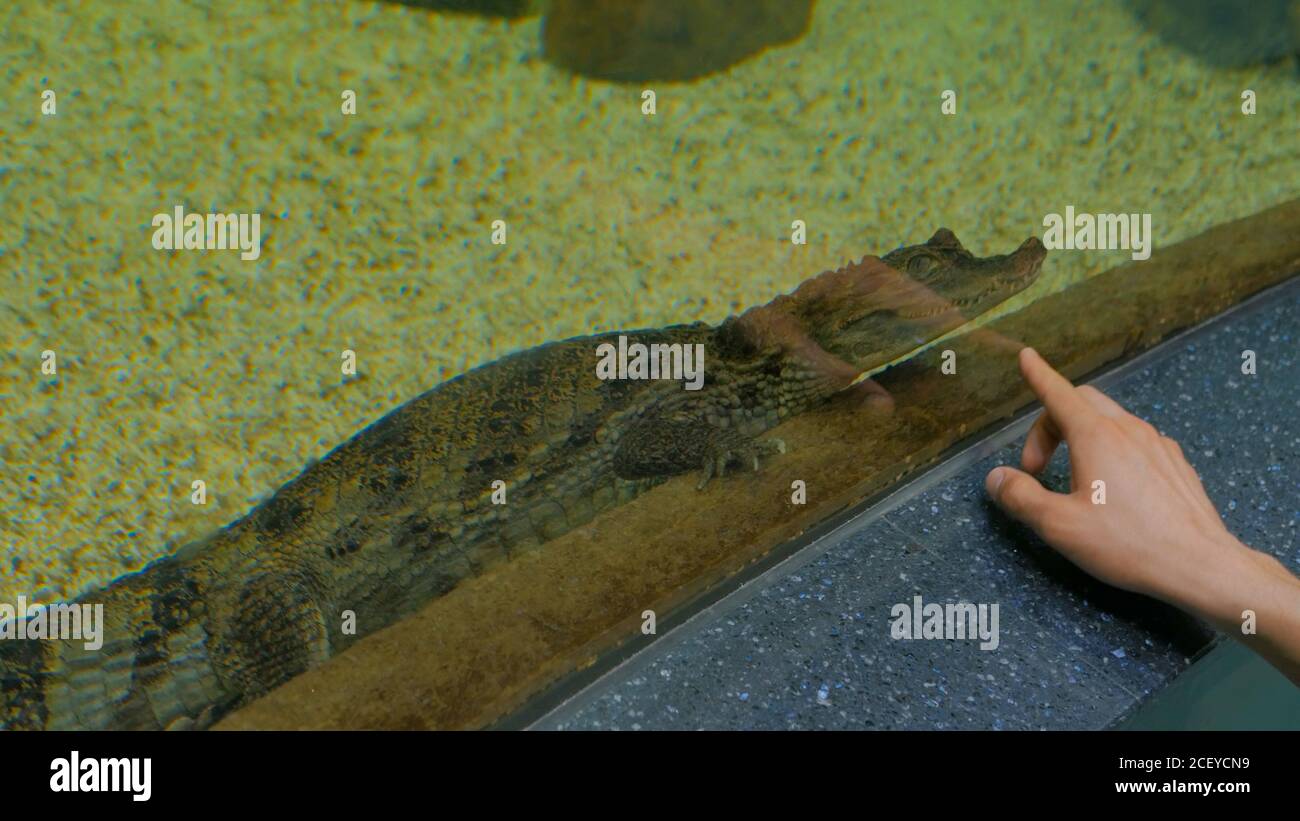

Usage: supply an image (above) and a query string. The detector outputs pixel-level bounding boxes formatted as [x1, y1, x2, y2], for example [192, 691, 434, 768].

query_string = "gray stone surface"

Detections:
[538, 282, 1300, 730]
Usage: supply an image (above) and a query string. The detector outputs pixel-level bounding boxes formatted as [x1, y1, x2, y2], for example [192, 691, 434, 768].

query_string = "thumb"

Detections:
[985, 466, 1063, 532]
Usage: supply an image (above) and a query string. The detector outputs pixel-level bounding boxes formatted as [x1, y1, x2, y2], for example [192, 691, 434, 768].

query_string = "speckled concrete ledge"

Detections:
[536, 279, 1300, 730]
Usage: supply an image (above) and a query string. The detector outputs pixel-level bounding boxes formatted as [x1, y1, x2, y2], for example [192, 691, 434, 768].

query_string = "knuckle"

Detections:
[1088, 416, 1123, 442]
[1073, 414, 1104, 438]
[1123, 416, 1157, 440]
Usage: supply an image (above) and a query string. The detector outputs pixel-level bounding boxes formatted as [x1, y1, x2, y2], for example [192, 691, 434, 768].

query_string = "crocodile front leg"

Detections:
[611, 416, 785, 490]
[695, 431, 786, 490]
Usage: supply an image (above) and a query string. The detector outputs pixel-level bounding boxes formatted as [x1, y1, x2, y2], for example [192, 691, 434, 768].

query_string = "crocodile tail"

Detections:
[0, 551, 236, 730]
[0, 632, 51, 729]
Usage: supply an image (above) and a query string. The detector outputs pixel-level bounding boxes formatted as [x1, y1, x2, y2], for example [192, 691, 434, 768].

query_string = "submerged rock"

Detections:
[1126, 0, 1298, 68]
[384, 0, 536, 18]
[542, 0, 815, 82]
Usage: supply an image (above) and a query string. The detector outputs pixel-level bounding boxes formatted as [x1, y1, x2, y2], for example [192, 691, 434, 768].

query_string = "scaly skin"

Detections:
[0, 229, 1045, 729]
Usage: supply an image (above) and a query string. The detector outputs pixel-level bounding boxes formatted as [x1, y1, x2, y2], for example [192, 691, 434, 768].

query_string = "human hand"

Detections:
[982, 348, 1300, 686]
[984, 347, 1251, 609]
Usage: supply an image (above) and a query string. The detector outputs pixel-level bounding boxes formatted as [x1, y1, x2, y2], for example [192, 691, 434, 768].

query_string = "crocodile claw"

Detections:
[696, 437, 786, 490]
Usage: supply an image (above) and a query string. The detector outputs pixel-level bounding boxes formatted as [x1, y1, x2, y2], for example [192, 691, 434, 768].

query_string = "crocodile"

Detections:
[0, 228, 1045, 730]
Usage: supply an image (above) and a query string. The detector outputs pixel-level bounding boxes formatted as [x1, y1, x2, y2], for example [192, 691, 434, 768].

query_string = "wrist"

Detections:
[1161, 531, 1257, 627]
[1174, 534, 1295, 633]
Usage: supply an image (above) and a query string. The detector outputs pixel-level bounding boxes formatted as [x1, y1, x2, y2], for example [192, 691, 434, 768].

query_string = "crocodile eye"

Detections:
[907, 254, 936, 275]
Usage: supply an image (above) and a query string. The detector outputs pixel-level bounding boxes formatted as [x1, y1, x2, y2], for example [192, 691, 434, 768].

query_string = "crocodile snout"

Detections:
[1012, 236, 1047, 278]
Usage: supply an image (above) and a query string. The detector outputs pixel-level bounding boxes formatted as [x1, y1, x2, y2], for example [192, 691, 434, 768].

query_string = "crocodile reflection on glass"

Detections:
[0, 230, 1046, 730]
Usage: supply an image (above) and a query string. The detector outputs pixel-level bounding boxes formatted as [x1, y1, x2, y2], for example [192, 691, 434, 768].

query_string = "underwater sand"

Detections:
[0, 0, 1296, 603]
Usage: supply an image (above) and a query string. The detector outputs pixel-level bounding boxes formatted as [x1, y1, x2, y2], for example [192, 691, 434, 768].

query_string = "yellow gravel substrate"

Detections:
[0, 0, 1296, 604]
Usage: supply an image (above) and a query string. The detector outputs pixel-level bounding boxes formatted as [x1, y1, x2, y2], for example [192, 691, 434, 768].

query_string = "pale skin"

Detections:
[986, 347, 1300, 686]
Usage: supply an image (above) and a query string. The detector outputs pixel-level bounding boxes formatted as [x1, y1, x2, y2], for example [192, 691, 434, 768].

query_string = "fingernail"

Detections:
[986, 468, 1006, 497]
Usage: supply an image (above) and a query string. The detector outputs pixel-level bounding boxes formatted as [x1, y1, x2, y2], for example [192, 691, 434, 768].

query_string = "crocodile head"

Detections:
[805, 228, 1045, 374]
[879, 228, 1045, 319]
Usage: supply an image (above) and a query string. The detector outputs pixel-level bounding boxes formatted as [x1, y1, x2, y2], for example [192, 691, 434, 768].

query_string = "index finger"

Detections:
[1018, 347, 1097, 437]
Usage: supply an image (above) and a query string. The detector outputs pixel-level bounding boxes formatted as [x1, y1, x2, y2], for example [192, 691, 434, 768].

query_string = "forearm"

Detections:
[1174, 535, 1300, 685]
